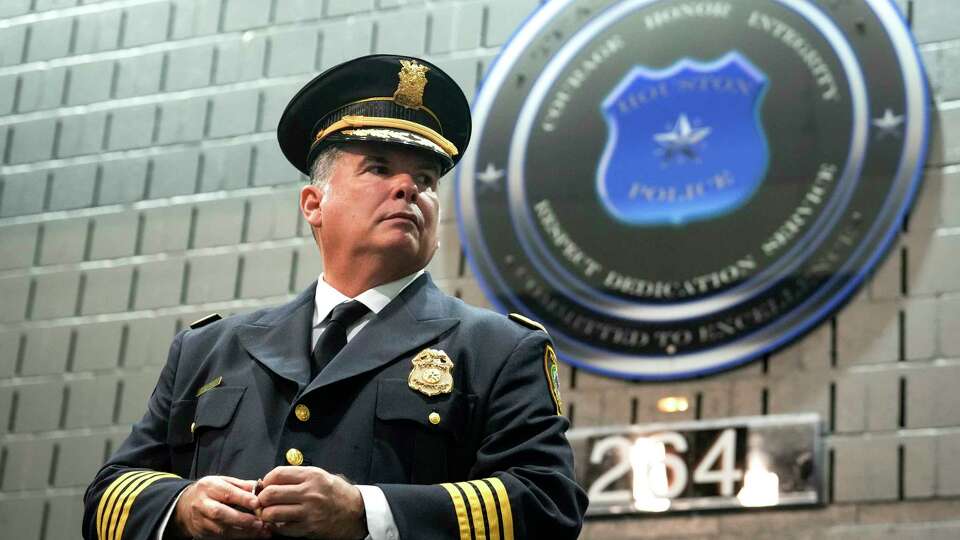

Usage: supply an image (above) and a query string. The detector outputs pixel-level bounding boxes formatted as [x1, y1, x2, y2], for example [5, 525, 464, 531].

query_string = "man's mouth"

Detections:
[383, 212, 421, 227]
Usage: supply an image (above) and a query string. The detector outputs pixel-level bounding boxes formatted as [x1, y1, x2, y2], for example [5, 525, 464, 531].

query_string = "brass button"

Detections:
[190, 422, 196, 433]
[294, 404, 311, 422]
[285, 448, 304, 466]
[428, 412, 441, 425]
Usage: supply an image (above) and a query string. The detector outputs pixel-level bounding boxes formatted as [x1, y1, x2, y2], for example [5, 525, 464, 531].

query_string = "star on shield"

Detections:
[477, 163, 505, 192]
[653, 113, 712, 163]
[872, 108, 904, 140]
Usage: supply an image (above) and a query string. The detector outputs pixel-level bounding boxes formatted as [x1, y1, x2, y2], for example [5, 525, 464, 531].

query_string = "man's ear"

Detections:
[300, 184, 324, 228]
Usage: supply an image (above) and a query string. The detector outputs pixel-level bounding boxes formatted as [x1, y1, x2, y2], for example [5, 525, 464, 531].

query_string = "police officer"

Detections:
[82, 54, 587, 540]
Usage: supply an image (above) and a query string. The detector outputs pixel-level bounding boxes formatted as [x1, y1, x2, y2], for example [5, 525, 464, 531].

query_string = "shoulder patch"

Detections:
[543, 344, 563, 416]
[509, 313, 549, 335]
[189, 313, 222, 329]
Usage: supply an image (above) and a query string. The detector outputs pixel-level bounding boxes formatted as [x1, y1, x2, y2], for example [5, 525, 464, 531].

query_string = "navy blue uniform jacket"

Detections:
[82, 274, 587, 540]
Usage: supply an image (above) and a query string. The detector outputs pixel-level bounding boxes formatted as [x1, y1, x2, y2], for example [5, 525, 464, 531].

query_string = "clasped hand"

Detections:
[173, 468, 367, 539]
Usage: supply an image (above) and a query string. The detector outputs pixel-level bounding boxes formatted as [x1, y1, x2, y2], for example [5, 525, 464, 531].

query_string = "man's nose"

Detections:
[391, 174, 419, 203]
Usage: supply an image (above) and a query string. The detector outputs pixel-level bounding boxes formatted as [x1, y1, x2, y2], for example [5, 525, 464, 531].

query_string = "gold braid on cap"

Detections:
[313, 115, 459, 157]
[348, 96, 444, 131]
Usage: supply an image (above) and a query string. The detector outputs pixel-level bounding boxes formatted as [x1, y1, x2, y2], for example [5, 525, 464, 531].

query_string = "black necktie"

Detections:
[312, 300, 370, 378]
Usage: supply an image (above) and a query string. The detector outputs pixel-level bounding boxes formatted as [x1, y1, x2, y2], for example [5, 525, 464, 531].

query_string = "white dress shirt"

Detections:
[157, 271, 424, 540]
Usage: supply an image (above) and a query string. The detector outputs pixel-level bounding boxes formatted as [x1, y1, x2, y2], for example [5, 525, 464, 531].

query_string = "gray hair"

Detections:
[309, 144, 344, 188]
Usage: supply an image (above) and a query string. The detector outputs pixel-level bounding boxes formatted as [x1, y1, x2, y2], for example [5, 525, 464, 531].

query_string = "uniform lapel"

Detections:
[236, 284, 315, 389]
[306, 274, 459, 392]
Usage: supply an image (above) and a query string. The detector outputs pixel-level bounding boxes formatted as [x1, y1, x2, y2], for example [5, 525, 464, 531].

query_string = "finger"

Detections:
[262, 466, 312, 486]
[211, 524, 251, 540]
[197, 516, 225, 538]
[220, 476, 258, 492]
[270, 520, 310, 537]
[210, 478, 260, 511]
[197, 518, 266, 540]
[200, 498, 264, 530]
[257, 484, 306, 507]
[221, 523, 272, 540]
[259, 503, 305, 525]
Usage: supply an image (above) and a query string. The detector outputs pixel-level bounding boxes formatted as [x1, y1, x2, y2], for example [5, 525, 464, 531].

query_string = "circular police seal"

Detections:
[457, 0, 929, 379]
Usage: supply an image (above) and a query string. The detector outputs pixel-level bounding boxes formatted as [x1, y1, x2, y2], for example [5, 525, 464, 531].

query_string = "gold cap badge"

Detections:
[393, 59, 430, 109]
[408, 348, 454, 396]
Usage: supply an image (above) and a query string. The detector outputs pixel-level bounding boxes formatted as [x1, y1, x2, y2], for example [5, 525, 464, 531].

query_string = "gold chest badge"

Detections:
[408, 348, 454, 396]
[393, 59, 429, 109]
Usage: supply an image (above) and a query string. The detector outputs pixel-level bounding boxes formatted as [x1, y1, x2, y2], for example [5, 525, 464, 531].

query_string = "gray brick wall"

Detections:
[0, 0, 957, 538]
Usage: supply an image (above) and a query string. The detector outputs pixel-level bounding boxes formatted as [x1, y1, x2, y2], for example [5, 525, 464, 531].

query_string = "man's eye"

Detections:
[418, 174, 439, 189]
[368, 165, 389, 175]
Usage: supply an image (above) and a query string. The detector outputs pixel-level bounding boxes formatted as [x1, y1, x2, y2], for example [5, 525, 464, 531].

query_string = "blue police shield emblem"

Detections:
[597, 52, 770, 226]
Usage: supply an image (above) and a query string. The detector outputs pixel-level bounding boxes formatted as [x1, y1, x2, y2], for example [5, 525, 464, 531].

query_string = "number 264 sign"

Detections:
[568, 414, 823, 515]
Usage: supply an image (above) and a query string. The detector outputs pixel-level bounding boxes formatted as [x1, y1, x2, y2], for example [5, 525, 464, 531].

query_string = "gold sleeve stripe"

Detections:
[440, 483, 471, 540]
[114, 473, 179, 540]
[97, 471, 155, 540]
[457, 482, 487, 540]
[105, 472, 167, 540]
[469, 480, 501, 540]
[96, 471, 139, 534]
[486, 477, 514, 540]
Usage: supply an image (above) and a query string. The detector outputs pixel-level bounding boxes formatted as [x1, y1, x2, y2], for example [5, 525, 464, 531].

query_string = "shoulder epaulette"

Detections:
[509, 313, 549, 335]
[189, 313, 222, 329]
